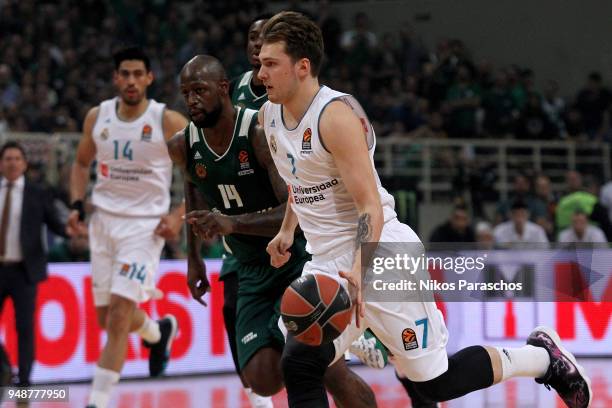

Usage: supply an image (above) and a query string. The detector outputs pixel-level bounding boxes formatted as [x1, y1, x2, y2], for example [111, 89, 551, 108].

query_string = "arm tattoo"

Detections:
[355, 213, 372, 249]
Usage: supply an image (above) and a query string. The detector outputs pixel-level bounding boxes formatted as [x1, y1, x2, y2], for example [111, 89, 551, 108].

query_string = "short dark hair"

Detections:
[511, 199, 528, 211]
[261, 11, 324, 76]
[0, 141, 26, 160]
[113, 46, 151, 71]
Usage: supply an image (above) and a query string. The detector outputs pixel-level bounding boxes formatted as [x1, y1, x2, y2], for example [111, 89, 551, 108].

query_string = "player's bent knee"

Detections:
[243, 348, 283, 396]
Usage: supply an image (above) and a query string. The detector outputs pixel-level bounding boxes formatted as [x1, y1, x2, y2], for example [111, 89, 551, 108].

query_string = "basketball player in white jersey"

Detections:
[68, 47, 188, 408]
[259, 12, 591, 408]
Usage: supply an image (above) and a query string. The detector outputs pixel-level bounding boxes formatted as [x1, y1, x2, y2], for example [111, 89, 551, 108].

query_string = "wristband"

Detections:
[70, 200, 85, 221]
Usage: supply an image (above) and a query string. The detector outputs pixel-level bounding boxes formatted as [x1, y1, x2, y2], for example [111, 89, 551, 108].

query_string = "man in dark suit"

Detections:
[0, 141, 68, 386]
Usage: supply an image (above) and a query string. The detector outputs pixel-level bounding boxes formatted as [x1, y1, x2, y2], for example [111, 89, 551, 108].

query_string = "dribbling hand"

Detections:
[266, 231, 294, 268]
[339, 263, 364, 328]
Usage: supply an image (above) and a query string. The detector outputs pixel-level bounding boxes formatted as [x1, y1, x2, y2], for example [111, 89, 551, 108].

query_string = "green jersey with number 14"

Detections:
[186, 107, 279, 264]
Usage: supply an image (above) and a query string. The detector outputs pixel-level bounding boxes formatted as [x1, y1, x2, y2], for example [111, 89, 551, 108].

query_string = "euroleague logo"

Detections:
[141, 124, 152, 142]
[301, 128, 312, 153]
[402, 328, 419, 350]
[238, 150, 249, 163]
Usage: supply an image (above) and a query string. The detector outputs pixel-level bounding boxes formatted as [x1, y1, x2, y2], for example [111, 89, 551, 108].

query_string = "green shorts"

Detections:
[219, 253, 240, 280]
[235, 254, 309, 370]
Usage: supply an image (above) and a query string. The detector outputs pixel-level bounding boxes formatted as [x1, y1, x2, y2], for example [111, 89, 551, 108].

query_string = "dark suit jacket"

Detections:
[15, 179, 67, 283]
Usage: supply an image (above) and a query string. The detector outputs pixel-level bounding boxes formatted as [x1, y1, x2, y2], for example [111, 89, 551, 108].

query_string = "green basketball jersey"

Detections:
[185, 107, 278, 264]
[231, 70, 268, 110]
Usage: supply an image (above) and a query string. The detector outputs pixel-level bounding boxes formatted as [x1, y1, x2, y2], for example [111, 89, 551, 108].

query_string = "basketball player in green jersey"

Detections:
[220, 15, 274, 407]
[167, 55, 376, 407]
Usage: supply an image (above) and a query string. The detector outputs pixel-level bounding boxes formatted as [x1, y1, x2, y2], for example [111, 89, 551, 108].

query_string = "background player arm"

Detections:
[67, 106, 98, 235]
[319, 100, 384, 325]
[167, 131, 210, 306]
[153, 109, 190, 239]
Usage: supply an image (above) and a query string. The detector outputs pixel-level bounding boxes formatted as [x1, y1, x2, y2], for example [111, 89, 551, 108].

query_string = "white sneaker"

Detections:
[246, 388, 274, 408]
[350, 329, 388, 369]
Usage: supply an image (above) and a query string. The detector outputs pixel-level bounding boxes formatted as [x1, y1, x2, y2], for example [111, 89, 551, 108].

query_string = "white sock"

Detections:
[245, 387, 274, 408]
[88, 366, 120, 408]
[496, 345, 550, 381]
[137, 316, 161, 343]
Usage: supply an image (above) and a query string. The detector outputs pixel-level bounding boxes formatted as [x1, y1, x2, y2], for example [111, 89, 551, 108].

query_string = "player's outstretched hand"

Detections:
[187, 258, 210, 307]
[266, 231, 293, 268]
[339, 264, 365, 328]
[155, 213, 183, 240]
[185, 210, 234, 240]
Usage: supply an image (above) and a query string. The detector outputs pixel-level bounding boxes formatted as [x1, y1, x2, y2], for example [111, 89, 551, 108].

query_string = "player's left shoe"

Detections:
[349, 329, 388, 369]
[527, 326, 592, 408]
[143, 314, 178, 377]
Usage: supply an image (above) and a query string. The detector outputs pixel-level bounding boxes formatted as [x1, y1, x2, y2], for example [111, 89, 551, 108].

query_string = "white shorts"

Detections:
[303, 218, 449, 382]
[89, 209, 165, 307]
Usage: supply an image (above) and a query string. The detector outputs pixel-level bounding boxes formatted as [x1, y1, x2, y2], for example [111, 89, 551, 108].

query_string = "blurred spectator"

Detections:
[565, 170, 583, 194]
[558, 209, 607, 245]
[475, 221, 494, 249]
[533, 174, 558, 239]
[443, 64, 481, 138]
[48, 235, 90, 262]
[555, 174, 612, 239]
[493, 200, 549, 248]
[340, 12, 377, 70]
[599, 178, 612, 222]
[0, 64, 20, 110]
[482, 70, 517, 136]
[495, 173, 547, 224]
[429, 205, 476, 242]
[574, 72, 612, 139]
[317, 0, 343, 62]
[541, 80, 567, 138]
[515, 92, 558, 139]
[407, 111, 448, 139]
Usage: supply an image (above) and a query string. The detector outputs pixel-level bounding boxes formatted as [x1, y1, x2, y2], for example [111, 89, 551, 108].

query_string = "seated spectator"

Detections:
[558, 209, 607, 245]
[495, 173, 547, 224]
[541, 79, 567, 138]
[515, 92, 558, 139]
[475, 221, 494, 249]
[429, 204, 475, 242]
[442, 63, 481, 138]
[533, 174, 558, 239]
[555, 174, 612, 239]
[574, 71, 612, 139]
[493, 200, 549, 248]
[482, 70, 517, 136]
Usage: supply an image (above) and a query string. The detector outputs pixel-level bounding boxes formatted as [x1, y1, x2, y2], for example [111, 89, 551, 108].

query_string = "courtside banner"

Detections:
[0, 260, 235, 383]
[0, 253, 610, 383]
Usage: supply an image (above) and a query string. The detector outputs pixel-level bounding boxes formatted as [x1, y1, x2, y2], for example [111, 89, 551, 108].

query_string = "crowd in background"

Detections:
[430, 169, 612, 248]
[1, 0, 612, 141]
[0, 0, 611, 261]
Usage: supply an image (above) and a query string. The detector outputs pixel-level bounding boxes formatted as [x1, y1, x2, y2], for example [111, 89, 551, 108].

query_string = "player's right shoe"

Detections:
[349, 329, 388, 369]
[527, 326, 592, 408]
[143, 314, 178, 377]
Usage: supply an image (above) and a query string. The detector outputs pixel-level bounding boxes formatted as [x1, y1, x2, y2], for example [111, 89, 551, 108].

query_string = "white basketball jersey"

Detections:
[262, 86, 397, 258]
[91, 97, 172, 217]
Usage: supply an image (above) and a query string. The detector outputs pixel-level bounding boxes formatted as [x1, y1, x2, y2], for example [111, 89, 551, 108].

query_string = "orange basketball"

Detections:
[281, 273, 352, 346]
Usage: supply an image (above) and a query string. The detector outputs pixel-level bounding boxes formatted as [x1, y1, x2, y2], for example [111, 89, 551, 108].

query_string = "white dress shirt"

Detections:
[493, 220, 550, 248]
[558, 225, 607, 244]
[0, 175, 24, 261]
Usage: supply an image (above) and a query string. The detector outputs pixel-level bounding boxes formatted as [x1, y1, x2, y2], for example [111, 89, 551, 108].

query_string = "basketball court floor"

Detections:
[2, 358, 609, 407]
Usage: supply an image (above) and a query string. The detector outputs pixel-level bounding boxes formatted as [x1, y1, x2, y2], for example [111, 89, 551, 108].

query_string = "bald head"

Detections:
[180, 55, 227, 82]
[180, 55, 232, 129]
